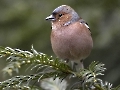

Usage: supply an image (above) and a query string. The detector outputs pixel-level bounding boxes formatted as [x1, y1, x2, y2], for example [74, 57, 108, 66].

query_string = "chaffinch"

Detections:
[46, 5, 93, 71]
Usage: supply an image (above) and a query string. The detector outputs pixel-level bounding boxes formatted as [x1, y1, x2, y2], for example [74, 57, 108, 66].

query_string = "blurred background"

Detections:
[0, 0, 120, 88]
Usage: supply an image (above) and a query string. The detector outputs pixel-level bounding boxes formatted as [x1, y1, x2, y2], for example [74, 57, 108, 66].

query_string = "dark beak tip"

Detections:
[45, 18, 49, 20]
[45, 15, 55, 21]
[45, 16, 50, 20]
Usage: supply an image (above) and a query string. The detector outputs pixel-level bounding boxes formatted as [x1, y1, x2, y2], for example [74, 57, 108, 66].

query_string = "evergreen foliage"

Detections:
[0, 46, 119, 90]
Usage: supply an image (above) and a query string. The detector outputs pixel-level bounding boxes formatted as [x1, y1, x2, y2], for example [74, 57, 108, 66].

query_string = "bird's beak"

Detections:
[46, 15, 55, 21]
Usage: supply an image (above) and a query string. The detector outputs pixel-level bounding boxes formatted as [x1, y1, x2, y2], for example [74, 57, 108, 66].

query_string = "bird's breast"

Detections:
[51, 22, 93, 61]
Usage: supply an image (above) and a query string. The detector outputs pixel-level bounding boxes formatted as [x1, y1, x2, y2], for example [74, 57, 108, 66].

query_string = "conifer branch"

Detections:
[0, 46, 119, 90]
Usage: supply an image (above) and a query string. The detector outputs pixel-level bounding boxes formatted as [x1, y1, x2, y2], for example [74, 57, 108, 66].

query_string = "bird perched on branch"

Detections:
[46, 5, 93, 72]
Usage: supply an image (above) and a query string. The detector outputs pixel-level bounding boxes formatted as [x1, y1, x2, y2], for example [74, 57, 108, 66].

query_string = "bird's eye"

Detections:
[59, 14, 63, 17]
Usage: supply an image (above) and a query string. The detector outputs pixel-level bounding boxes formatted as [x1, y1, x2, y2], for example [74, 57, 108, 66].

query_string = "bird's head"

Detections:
[46, 5, 80, 26]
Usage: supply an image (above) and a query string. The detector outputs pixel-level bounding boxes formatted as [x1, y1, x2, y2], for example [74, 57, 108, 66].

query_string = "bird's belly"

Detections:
[51, 37, 71, 59]
[51, 34, 92, 61]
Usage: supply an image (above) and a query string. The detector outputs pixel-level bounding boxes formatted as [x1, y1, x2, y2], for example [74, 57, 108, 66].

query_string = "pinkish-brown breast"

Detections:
[51, 21, 93, 61]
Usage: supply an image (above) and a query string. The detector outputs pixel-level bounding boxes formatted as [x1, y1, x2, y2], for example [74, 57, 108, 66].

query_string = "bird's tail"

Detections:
[70, 60, 84, 72]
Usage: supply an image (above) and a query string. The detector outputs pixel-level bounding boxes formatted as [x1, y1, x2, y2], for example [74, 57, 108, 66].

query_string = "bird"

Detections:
[46, 5, 93, 72]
